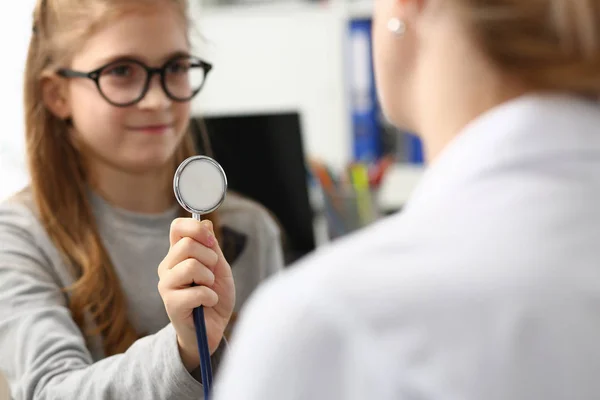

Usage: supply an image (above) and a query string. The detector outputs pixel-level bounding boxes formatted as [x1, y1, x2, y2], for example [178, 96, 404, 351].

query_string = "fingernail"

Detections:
[207, 233, 216, 247]
[202, 220, 214, 232]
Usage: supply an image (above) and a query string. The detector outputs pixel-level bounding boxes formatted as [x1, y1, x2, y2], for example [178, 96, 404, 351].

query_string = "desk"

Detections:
[377, 164, 424, 213]
[311, 163, 424, 246]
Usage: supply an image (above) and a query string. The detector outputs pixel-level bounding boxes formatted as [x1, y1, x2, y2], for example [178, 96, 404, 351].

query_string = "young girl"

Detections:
[0, 0, 284, 398]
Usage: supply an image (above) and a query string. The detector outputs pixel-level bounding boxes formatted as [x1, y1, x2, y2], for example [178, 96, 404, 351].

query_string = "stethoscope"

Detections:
[174, 155, 228, 400]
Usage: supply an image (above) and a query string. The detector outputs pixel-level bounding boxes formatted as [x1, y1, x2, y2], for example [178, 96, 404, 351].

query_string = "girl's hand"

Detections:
[158, 218, 235, 370]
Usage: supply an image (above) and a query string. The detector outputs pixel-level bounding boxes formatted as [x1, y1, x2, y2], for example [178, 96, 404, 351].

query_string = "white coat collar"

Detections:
[404, 94, 600, 214]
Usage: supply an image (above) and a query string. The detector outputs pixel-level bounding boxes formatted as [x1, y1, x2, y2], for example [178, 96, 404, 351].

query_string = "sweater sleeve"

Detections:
[0, 203, 206, 400]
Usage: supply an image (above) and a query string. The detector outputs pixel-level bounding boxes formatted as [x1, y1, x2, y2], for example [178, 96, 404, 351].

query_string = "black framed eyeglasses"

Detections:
[57, 55, 212, 107]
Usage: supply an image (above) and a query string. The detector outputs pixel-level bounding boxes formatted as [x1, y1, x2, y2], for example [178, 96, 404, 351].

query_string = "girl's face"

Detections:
[62, 5, 192, 174]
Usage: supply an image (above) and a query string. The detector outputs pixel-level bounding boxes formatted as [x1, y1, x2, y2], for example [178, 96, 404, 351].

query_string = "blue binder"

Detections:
[406, 132, 424, 164]
[348, 19, 381, 164]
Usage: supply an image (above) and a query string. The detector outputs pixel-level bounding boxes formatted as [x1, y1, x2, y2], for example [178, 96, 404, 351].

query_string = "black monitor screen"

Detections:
[192, 113, 316, 264]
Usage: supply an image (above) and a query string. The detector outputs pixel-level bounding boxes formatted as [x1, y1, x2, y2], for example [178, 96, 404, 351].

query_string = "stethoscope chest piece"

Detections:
[174, 155, 228, 219]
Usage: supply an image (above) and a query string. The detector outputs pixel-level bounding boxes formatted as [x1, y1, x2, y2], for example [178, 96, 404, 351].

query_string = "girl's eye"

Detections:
[167, 60, 192, 75]
[103, 63, 137, 78]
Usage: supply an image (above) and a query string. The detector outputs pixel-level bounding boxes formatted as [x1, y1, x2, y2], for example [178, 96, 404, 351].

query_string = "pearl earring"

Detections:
[387, 18, 406, 36]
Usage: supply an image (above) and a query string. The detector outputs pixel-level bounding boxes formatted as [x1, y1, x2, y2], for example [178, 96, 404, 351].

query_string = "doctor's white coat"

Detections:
[214, 95, 600, 400]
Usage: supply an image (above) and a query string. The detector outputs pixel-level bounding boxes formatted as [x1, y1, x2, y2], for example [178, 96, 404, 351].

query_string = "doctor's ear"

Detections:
[388, 0, 427, 26]
[41, 72, 72, 120]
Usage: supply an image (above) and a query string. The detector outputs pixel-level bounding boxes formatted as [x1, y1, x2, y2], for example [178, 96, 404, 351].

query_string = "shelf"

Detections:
[197, 1, 372, 20]
[197, 1, 335, 17]
[378, 164, 425, 211]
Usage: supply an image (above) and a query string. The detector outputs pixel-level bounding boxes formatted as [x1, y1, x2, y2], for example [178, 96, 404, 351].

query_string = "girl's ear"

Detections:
[41, 73, 71, 120]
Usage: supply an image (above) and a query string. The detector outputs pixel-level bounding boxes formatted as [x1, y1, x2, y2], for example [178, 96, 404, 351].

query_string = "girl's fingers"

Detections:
[170, 218, 216, 248]
[163, 285, 219, 315]
[158, 237, 219, 277]
[161, 258, 216, 290]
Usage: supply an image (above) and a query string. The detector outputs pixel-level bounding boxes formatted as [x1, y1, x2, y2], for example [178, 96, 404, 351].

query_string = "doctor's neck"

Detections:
[409, 0, 599, 164]
[411, 15, 531, 163]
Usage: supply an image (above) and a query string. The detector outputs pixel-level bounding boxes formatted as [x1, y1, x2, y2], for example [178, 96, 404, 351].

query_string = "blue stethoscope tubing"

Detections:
[191, 213, 213, 399]
[193, 305, 213, 399]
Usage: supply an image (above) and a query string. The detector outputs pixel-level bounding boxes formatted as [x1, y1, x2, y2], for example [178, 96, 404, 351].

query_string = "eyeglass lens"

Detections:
[98, 57, 207, 105]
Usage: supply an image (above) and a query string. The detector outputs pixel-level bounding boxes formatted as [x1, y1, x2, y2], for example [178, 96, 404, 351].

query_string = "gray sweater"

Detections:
[0, 189, 284, 399]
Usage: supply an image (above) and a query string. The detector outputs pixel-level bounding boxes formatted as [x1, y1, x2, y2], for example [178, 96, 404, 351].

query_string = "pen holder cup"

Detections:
[322, 188, 379, 240]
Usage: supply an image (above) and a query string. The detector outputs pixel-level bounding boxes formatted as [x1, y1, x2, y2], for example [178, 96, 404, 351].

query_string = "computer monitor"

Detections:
[191, 113, 316, 265]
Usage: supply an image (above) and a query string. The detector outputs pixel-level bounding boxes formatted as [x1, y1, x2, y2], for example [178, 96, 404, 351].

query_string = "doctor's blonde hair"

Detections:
[458, 0, 600, 97]
[25, 0, 217, 356]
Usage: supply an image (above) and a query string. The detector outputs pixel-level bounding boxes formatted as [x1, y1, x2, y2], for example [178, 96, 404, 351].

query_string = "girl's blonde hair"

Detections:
[458, 0, 600, 96]
[26, 0, 218, 356]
